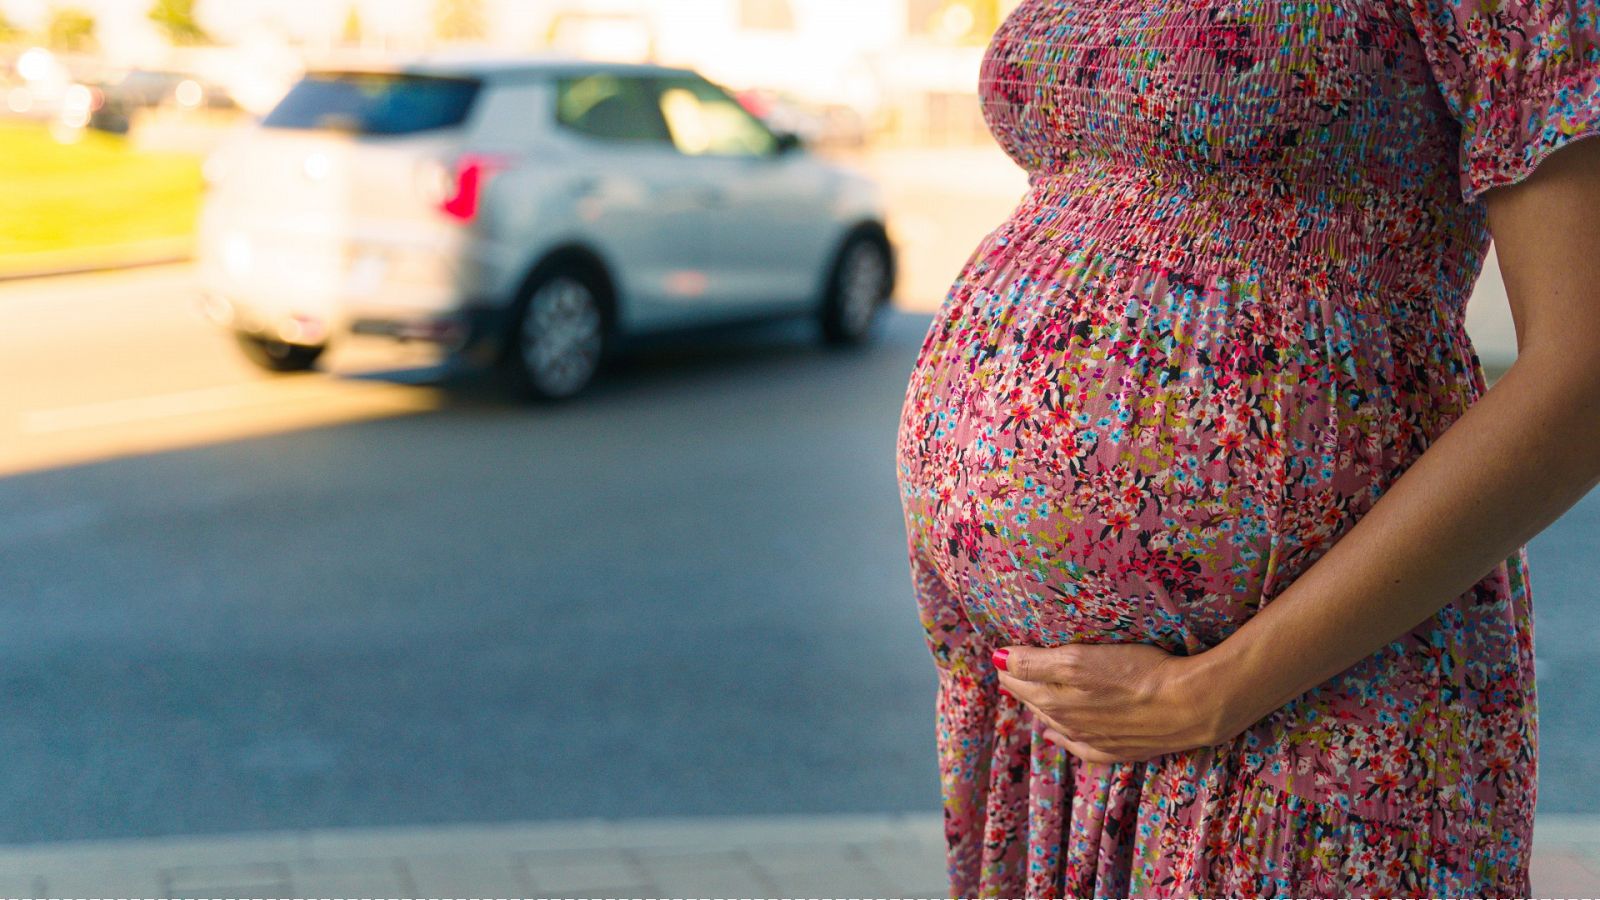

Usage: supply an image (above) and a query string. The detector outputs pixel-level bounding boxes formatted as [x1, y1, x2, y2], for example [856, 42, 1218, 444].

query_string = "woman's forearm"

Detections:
[1187, 342, 1600, 741]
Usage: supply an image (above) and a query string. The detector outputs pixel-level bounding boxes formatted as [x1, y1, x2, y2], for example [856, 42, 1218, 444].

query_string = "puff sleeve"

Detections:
[1404, 0, 1600, 203]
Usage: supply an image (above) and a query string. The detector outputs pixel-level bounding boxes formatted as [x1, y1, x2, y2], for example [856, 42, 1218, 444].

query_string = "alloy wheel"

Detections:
[838, 241, 888, 337]
[520, 275, 604, 398]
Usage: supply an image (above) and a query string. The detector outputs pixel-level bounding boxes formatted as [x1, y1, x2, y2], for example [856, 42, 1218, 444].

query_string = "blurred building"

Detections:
[0, 0, 1018, 144]
[540, 0, 1023, 145]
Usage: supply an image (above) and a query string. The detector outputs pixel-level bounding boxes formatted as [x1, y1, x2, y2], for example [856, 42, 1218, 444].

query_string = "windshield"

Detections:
[262, 73, 482, 135]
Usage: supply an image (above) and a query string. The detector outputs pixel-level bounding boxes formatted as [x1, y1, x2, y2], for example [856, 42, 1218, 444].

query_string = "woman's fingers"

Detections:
[995, 667, 1072, 706]
[997, 669, 1088, 727]
[1014, 698, 1120, 754]
[1040, 727, 1122, 764]
[995, 644, 1085, 683]
[996, 641, 1211, 763]
[1041, 726, 1167, 764]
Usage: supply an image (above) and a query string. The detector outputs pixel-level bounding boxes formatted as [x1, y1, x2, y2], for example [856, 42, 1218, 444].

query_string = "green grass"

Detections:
[0, 122, 202, 270]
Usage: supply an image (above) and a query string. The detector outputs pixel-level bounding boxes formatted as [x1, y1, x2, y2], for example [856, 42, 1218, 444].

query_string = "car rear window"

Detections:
[262, 73, 481, 135]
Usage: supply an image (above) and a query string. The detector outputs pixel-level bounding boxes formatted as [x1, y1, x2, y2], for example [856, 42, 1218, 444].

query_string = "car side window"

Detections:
[651, 75, 779, 158]
[554, 74, 672, 145]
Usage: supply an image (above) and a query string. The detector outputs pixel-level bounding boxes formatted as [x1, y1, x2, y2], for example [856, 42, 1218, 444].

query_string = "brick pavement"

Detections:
[0, 812, 1595, 897]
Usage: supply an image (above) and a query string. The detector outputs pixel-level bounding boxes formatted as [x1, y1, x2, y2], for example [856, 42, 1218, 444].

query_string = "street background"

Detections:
[1, 0, 1596, 894]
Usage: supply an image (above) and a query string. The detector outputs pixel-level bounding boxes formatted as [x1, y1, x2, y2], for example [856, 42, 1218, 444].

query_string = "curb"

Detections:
[0, 812, 1594, 896]
[0, 240, 193, 283]
[0, 812, 949, 897]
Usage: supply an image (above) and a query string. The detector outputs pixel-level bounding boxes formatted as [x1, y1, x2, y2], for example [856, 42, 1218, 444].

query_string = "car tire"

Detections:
[234, 332, 326, 373]
[501, 263, 611, 402]
[818, 233, 892, 346]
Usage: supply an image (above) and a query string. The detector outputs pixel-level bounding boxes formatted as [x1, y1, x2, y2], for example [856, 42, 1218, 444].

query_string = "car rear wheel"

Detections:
[819, 234, 891, 346]
[503, 265, 609, 402]
[234, 332, 326, 373]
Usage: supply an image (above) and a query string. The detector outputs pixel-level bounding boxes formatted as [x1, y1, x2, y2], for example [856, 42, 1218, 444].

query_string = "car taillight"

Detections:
[432, 153, 510, 223]
[735, 89, 771, 119]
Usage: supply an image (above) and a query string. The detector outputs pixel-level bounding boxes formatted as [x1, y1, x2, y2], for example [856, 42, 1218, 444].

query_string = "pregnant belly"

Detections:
[895, 234, 1405, 655]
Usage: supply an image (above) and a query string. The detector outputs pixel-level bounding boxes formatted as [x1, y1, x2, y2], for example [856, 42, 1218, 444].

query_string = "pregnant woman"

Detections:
[895, 0, 1600, 894]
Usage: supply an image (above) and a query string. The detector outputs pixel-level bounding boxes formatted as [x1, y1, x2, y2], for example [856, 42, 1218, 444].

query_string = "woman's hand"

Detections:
[992, 642, 1236, 764]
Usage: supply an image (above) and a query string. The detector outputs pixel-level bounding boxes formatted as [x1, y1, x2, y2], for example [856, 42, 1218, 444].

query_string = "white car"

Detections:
[197, 56, 896, 400]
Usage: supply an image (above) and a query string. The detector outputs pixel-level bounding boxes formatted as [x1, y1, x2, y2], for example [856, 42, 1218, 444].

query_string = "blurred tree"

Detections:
[341, 4, 364, 46]
[46, 8, 97, 52]
[149, 0, 210, 45]
[0, 10, 21, 44]
[432, 0, 486, 43]
[908, 0, 1002, 44]
[738, 0, 795, 30]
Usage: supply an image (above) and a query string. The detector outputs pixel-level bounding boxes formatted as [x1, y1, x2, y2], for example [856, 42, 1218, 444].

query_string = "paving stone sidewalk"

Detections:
[0, 812, 1595, 898]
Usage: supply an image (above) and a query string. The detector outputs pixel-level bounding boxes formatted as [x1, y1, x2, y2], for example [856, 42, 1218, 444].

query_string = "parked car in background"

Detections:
[734, 87, 870, 150]
[196, 56, 896, 401]
[56, 68, 236, 135]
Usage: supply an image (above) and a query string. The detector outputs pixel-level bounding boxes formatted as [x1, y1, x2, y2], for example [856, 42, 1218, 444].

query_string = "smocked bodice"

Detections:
[976, 0, 1492, 315]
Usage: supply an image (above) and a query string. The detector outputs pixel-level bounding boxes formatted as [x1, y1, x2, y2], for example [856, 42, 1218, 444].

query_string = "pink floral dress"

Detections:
[894, 0, 1600, 894]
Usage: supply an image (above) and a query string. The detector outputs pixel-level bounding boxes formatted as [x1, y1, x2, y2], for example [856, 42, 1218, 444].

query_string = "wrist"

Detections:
[1171, 640, 1261, 746]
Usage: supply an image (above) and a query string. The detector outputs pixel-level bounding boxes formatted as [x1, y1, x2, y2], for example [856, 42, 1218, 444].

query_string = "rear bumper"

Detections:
[199, 292, 339, 346]
[200, 289, 512, 364]
[195, 218, 515, 347]
[350, 305, 513, 368]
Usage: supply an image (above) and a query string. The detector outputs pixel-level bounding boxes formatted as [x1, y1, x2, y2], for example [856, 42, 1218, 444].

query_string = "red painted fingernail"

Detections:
[991, 648, 1009, 672]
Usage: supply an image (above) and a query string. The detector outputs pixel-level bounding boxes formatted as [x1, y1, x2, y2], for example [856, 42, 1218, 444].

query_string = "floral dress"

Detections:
[893, 0, 1600, 894]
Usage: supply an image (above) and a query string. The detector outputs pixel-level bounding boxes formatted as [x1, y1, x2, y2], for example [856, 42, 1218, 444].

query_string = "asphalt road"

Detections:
[0, 265, 1592, 848]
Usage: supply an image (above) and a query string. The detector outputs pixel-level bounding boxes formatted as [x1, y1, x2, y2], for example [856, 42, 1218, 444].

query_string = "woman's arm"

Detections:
[995, 136, 1600, 764]
[1191, 136, 1600, 744]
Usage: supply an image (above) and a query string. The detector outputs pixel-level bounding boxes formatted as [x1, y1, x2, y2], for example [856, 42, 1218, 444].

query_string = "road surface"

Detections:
[0, 263, 1587, 847]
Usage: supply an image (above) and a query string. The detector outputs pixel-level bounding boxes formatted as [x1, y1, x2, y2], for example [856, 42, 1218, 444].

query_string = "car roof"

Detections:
[303, 53, 698, 83]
